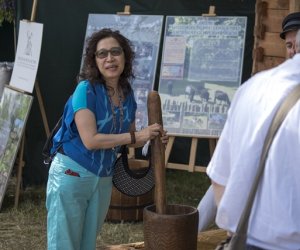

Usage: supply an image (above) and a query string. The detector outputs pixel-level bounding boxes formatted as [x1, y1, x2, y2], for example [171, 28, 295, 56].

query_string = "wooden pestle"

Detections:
[147, 91, 167, 214]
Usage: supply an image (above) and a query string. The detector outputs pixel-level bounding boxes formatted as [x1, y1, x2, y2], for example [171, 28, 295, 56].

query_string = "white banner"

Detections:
[10, 20, 43, 93]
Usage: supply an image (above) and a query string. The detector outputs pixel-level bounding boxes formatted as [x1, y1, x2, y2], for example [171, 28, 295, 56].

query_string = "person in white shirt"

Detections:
[207, 30, 300, 250]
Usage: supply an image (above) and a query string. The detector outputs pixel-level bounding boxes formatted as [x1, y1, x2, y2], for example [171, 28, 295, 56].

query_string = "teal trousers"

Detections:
[46, 153, 112, 250]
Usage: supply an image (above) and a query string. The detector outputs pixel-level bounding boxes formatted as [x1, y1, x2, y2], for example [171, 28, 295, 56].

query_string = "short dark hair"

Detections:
[280, 12, 300, 39]
[79, 28, 135, 97]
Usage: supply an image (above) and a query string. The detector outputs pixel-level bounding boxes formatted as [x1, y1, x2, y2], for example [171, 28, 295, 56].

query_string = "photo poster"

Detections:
[10, 20, 43, 93]
[158, 16, 247, 137]
[0, 86, 33, 209]
[83, 14, 164, 130]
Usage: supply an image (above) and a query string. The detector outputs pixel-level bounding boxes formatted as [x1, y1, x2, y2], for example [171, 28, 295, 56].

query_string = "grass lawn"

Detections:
[0, 169, 211, 249]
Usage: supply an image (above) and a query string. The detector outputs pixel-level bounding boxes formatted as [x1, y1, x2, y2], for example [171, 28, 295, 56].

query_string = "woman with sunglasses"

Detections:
[46, 28, 168, 250]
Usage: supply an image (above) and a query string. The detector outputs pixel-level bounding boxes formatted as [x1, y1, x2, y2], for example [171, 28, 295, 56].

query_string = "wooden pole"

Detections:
[117, 5, 131, 15]
[14, 136, 25, 208]
[30, 0, 38, 22]
[35, 81, 50, 135]
[147, 91, 166, 214]
[29, 0, 50, 136]
[202, 5, 216, 16]
[208, 138, 217, 157]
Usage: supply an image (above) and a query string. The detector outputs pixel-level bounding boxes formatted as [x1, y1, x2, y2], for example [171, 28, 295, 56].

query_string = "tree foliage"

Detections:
[0, 0, 15, 26]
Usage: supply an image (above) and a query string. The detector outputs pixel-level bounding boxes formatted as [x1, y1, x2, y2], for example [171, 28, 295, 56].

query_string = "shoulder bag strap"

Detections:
[230, 83, 300, 248]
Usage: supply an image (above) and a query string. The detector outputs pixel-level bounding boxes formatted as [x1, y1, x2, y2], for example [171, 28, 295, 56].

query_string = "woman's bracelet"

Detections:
[130, 131, 136, 144]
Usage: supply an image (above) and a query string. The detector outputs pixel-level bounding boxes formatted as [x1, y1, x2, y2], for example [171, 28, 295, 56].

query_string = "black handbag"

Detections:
[215, 83, 300, 250]
[112, 146, 154, 197]
[42, 116, 62, 165]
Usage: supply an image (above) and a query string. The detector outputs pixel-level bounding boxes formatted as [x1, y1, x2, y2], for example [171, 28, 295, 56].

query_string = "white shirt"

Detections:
[207, 54, 300, 250]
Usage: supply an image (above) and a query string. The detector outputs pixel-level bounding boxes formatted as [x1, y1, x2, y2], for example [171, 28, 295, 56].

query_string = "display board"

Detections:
[158, 16, 247, 137]
[83, 14, 164, 130]
[10, 20, 43, 93]
[0, 86, 33, 209]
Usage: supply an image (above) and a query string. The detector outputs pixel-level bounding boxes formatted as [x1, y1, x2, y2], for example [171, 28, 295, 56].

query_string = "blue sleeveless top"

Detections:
[51, 80, 137, 177]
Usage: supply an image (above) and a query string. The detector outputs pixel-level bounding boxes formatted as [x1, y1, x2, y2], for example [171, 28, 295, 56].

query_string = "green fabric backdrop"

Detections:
[1, 0, 255, 185]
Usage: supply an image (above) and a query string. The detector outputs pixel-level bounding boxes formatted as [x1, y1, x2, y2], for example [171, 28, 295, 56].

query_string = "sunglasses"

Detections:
[95, 47, 123, 59]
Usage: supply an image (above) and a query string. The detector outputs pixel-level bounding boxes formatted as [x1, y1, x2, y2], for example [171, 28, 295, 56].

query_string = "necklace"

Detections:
[107, 89, 124, 153]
